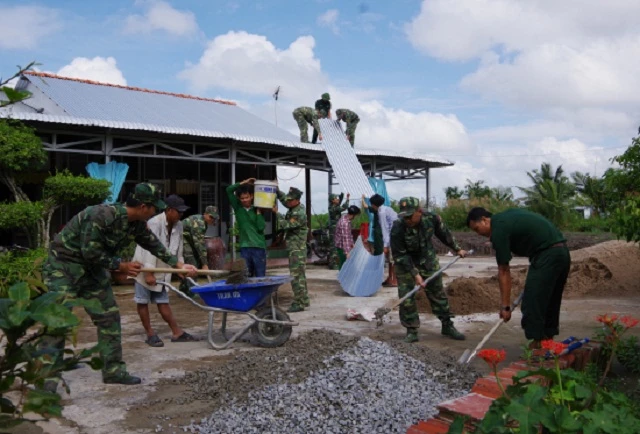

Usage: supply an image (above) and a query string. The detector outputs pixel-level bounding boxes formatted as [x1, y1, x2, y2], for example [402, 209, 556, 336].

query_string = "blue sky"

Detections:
[1, 0, 638, 211]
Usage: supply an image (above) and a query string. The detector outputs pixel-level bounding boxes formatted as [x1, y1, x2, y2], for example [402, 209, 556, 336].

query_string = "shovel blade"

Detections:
[458, 349, 471, 364]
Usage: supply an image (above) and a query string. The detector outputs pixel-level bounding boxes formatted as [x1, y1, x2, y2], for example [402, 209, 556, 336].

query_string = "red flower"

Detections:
[596, 314, 619, 326]
[477, 349, 506, 367]
[541, 339, 565, 355]
[619, 316, 639, 330]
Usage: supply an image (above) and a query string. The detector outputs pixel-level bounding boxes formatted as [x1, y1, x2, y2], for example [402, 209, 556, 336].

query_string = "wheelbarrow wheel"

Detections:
[251, 307, 293, 348]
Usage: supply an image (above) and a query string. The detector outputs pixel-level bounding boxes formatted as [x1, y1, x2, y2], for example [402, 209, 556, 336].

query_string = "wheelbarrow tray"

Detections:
[191, 276, 291, 312]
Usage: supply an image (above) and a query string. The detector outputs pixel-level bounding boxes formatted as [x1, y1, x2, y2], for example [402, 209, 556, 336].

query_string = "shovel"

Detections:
[374, 251, 471, 327]
[457, 291, 524, 364]
[140, 268, 230, 277]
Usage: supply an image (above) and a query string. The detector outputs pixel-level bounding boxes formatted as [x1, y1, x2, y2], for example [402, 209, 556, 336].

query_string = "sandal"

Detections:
[145, 334, 164, 347]
[171, 332, 198, 343]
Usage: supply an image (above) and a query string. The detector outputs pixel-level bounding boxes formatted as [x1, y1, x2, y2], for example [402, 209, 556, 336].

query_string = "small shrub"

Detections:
[616, 335, 640, 374]
[436, 198, 518, 231]
[0, 248, 47, 297]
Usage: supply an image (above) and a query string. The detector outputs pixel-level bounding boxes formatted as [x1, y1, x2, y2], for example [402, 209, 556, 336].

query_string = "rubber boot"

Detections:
[287, 303, 304, 313]
[405, 328, 419, 343]
[441, 319, 466, 341]
[103, 373, 142, 385]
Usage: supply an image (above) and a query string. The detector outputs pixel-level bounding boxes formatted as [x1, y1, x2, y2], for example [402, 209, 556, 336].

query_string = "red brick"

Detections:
[472, 376, 509, 398]
[437, 392, 495, 422]
[496, 368, 520, 382]
[406, 419, 452, 434]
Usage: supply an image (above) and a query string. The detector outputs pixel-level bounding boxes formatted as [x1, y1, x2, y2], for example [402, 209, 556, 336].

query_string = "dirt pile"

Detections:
[418, 240, 640, 315]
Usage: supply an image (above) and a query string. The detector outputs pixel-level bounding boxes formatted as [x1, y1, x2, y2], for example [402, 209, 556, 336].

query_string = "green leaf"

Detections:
[0, 375, 16, 393]
[31, 303, 78, 330]
[0, 397, 16, 414]
[7, 303, 31, 327]
[544, 406, 582, 432]
[0, 299, 14, 329]
[502, 384, 549, 434]
[575, 383, 592, 399]
[8, 282, 30, 301]
[23, 389, 62, 417]
[447, 416, 466, 434]
[0, 86, 31, 103]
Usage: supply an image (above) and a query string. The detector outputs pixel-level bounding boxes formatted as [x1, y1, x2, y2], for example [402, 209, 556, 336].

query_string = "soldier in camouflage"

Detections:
[327, 192, 350, 270]
[41, 183, 197, 388]
[390, 197, 468, 343]
[275, 187, 309, 312]
[292, 106, 322, 143]
[335, 108, 360, 146]
[312, 92, 331, 144]
[180, 206, 218, 296]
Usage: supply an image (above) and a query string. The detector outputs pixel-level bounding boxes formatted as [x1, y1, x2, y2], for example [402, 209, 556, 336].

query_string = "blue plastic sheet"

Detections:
[86, 161, 129, 203]
[338, 237, 385, 297]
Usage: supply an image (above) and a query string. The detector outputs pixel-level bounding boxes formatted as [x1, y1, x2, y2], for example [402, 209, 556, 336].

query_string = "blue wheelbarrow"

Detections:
[156, 276, 298, 350]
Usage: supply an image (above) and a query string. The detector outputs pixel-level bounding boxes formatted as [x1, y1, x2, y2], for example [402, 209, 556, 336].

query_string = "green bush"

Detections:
[617, 335, 640, 374]
[0, 248, 47, 297]
[311, 213, 329, 229]
[563, 213, 613, 233]
[436, 198, 518, 231]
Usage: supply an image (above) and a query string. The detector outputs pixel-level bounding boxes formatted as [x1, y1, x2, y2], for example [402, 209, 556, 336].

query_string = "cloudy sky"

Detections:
[1, 0, 638, 212]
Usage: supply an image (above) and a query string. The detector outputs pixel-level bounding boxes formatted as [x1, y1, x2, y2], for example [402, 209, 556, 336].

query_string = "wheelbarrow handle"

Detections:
[140, 268, 230, 276]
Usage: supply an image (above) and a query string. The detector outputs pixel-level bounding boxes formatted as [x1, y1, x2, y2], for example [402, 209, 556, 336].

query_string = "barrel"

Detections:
[253, 180, 278, 208]
[206, 237, 227, 270]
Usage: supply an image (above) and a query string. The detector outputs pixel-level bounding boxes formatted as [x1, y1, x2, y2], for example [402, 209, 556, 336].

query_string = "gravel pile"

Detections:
[176, 330, 477, 433]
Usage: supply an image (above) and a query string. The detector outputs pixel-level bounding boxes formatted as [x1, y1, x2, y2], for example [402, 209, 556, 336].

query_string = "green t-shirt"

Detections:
[226, 183, 267, 249]
[490, 208, 565, 264]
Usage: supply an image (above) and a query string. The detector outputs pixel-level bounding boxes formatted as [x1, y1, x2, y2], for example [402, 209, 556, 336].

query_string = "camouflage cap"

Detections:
[132, 183, 166, 211]
[285, 187, 303, 201]
[322, 92, 330, 101]
[204, 205, 219, 218]
[329, 193, 340, 201]
[397, 197, 420, 218]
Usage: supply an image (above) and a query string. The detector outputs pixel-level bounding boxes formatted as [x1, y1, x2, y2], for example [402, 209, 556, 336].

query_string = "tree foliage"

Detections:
[520, 163, 576, 226]
[0, 61, 38, 108]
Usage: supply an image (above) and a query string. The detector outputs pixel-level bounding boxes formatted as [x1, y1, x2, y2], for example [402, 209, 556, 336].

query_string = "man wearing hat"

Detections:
[327, 192, 350, 269]
[292, 106, 323, 144]
[180, 205, 219, 295]
[40, 183, 198, 389]
[312, 92, 332, 144]
[275, 186, 309, 312]
[335, 108, 360, 146]
[390, 197, 467, 343]
[133, 194, 197, 347]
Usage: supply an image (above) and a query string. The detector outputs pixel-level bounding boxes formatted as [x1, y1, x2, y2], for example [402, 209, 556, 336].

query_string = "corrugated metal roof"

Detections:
[319, 118, 374, 196]
[0, 73, 454, 166]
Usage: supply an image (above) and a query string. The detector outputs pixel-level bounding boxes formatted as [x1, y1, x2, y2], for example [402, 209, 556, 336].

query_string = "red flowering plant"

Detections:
[449, 315, 640, 434]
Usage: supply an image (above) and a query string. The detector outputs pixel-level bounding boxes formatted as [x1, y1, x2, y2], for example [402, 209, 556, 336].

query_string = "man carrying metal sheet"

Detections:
[312, 92, 332, 144]
[292, 106, 322, 143]
[275, 187, 309, 312]
[327, 192, 350, 269]
[391, 197, 467, 343]
[335, 108, 360, 146]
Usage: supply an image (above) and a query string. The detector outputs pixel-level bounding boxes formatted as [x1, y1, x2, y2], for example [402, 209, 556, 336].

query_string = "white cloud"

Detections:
[57, 57, 127, 86]
[317, 9, 340, 35]
[123, 0, 198, 36]
[0, 5, 61, 49]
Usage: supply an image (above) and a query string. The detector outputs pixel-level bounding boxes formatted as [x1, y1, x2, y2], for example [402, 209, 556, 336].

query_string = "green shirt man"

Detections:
[467, 207, 570, 347]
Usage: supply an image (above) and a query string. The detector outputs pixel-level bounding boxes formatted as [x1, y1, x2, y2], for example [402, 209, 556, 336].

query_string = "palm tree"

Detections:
[464, 179, 491, 199]
[444, 186, 464, 200]
[571, 171, 607, 216]
[520, 163, 575, 225]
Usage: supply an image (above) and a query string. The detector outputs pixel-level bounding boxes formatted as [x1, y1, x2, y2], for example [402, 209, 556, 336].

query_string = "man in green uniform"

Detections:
[226, 178, 267, 277]
[312, 92, 331, 144]
[275, 187, 309, 312]
[466, 207, 570, 348]
[292, 106, 323, 143]
[180, 205, 218, 295]
[42, 183, 197, 388]
[391, 197, 467, 343]
[335, 108, 360, 146]
[327, 192, 350, 270]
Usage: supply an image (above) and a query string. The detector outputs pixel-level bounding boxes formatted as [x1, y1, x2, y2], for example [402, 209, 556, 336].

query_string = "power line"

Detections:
[440, 145, 627, 158]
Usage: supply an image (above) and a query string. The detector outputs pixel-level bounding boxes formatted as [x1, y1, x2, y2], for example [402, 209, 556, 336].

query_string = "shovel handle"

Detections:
[140, 268, 230, 276]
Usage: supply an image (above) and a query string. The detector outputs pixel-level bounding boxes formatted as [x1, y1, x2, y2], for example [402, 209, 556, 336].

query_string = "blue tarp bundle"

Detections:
[86, 161, 129, 204]
[338, 237, 385, 297]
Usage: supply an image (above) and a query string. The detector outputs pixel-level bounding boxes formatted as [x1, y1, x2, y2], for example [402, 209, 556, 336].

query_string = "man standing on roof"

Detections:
[40, 183, 197, 389]
[335, 205, 361, 269]
[466, 207, 570, 349]
[335, 108, 360, 146]
[133, 194, 197, 347]
[274, 187, 309, 312]
[312, 93, 331, 144]
[226, 178, 267, 277]
[327, 192, 350, 270]
[292, 106, 322, 144]
[391, 197, 467, 343]
[180, 205, 219, 297]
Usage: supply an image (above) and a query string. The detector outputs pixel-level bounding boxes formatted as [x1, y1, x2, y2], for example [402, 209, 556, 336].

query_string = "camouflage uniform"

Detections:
[335, 108, 360, 146]
[312, 93, 331, 144]
[182, 206, 218, 268]
[391, 197, 465, 342]
[327, 193, 348, 270]
[41, 184, 176, 382]
[292, 106, 321, 143]
[277, 187, 309, 311]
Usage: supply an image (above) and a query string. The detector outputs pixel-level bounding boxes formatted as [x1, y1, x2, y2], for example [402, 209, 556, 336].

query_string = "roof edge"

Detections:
[23, 72, 237, 106]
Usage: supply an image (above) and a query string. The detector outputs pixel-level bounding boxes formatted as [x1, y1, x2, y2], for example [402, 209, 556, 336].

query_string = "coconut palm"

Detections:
[520, 163, 575, 226]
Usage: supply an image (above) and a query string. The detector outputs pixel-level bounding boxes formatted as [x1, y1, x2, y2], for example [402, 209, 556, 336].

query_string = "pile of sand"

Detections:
[417, 240, 640, 316]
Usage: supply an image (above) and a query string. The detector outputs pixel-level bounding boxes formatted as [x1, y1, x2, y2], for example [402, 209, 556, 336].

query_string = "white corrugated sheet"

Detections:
[338, 237, 385, 297]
